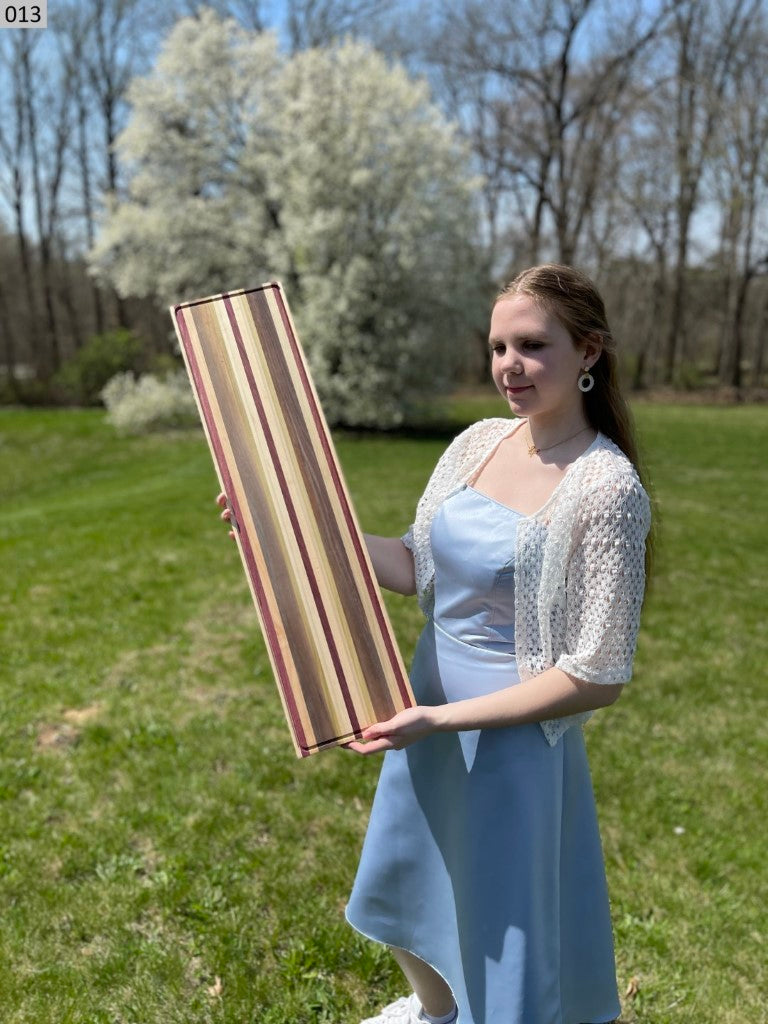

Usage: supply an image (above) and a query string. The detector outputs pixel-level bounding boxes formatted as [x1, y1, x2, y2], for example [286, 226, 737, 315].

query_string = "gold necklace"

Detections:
[527, 425, 591, 457]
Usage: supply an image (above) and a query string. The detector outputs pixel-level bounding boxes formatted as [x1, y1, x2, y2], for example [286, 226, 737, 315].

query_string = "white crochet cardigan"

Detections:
[401, 417, 651, 746]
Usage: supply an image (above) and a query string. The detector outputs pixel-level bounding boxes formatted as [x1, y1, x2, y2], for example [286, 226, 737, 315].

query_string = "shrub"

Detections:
[55, 329, 146, 405]
[100, 371, 199, 434]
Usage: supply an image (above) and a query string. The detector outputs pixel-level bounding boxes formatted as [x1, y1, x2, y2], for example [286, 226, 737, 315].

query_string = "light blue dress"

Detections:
[346, 486, 622, 1024]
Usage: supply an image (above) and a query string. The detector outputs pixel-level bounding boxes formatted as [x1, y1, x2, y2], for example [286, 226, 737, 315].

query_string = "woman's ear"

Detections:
[582, 332, 603, 368]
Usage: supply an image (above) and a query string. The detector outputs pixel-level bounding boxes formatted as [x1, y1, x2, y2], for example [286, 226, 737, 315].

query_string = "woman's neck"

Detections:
[524, 411, 593, 453]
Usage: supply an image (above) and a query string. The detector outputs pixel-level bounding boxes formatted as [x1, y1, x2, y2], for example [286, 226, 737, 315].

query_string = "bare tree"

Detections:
[708, 20, 768, 389]
[427, 0, 675, 272]
[173, 0, 267, 30]
[752, 272, 768, 388]
[612, 80, 678, 388]
[71, 0, 168, 328]
[0, 237, 22, 397]
[660, 0, 761, 384]
[20, 32, 77, 374]
[285, 0, 397, 51]
[0, 34, 46, 379]
[54, 3, 105, 338]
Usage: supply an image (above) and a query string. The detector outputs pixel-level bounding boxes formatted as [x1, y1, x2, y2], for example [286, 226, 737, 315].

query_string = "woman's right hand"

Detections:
[216, 492, 238, 540]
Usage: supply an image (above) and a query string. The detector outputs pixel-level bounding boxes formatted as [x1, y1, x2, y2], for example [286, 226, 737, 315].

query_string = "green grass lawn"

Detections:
[0, 400, 766, 1023]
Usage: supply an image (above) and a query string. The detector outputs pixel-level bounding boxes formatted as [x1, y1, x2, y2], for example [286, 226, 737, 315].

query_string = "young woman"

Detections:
[341, 264, 652, 1024]
[217, 263, 651, 1024]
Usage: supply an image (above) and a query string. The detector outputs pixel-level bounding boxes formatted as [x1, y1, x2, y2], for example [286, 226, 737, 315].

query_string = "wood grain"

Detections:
[171, 283, 414, 756]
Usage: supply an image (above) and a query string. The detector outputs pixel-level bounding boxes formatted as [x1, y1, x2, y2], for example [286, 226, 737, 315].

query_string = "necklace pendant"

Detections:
[527, 443, 539, 457]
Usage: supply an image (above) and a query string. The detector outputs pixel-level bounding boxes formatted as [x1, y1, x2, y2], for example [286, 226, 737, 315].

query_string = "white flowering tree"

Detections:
[90, 11, 283, 299]
[91, 10, 483, 426]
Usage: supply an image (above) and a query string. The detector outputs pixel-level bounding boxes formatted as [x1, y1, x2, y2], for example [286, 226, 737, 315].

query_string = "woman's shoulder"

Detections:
[576, 434, 650, 522]
[586, 433, 643, 480]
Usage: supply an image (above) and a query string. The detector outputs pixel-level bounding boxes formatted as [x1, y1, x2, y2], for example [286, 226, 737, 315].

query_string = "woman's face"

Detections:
[488, 294, 599, 423]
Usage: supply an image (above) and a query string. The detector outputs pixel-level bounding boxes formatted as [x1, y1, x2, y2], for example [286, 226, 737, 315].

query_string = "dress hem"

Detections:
[345, 906, 457, 1014]
[344, 906, 621, 1024]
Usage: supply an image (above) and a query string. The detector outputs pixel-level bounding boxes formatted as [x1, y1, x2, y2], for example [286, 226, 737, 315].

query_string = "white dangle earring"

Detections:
[578, 366, 595, 393]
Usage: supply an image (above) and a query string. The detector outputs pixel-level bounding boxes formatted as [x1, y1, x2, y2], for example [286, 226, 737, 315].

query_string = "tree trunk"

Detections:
[663, 217, 690, 385]
[723, 269, 753, 389]
[77, 86, 104, 337]
[5, 38, 45, 378]
[752, 284, 768, 387]
[102, 101, 130, 329]
[21, 41, 62, 374]
[0, 278, 22, 399]
[636, 253, 667, 389]
[56, 239, 85, 354]
[713, 206, 737, 377]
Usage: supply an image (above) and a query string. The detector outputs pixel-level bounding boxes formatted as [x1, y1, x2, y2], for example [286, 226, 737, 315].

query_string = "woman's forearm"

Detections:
[431, 667, 623, 732]
[348, 666, 625, 754]
[363, 534, 416, 596]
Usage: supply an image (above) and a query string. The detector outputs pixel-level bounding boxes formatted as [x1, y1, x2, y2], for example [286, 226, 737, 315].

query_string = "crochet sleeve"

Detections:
[555, 474, 651, 685]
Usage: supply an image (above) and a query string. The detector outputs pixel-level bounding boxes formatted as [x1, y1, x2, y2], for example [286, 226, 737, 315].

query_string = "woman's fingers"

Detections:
[343, 719, 398, 754]
[343, 707, 438, 755]
[215, 492, 238, 540]
[345, 736, 395, 755]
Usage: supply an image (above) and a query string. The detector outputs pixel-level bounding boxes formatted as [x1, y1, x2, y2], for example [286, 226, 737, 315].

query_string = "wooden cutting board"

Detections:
[171, 283, 414, 756]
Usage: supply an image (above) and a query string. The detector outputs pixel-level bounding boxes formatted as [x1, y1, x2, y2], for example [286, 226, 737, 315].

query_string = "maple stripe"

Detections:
[271, 287, 412, 706]
[221, 295, 362, 737]
[188, 302, 339, 751]
[175, 307, 310, 753]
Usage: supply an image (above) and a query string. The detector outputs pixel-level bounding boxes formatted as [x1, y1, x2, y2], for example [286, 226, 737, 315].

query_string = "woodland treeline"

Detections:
[1, 0, 768, 407]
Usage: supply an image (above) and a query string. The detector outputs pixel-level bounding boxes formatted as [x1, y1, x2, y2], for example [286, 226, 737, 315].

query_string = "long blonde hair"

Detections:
[496, 263, 655, 576]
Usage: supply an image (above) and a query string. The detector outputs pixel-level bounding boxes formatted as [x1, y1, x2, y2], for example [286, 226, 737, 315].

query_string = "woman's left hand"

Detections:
[345, 705, 441, 755]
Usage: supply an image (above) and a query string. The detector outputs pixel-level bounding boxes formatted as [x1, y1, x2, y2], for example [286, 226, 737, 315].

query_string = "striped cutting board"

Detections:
[171, 283, 414, 757]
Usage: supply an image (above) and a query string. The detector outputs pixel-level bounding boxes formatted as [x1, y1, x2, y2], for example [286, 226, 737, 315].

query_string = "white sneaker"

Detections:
[360, 994, 421, 1024]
